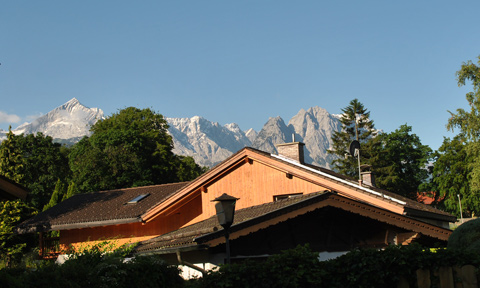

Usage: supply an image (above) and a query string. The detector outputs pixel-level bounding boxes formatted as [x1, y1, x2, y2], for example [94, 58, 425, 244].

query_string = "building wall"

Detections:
[60, 192, 203, 248]
[197, 160, 329, 222]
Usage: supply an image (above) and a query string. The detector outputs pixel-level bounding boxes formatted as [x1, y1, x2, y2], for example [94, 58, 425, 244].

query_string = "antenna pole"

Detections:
[354, 113, 361, 185]
[357, 149, 361, 185]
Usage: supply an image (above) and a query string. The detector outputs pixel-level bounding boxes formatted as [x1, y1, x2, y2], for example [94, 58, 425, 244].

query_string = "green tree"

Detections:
[0, 128, 24, 184]
[432, 136, 473, 217]
[175, 156, 209, 182]
[69, 107, 205, 193]
[446, 55, 480, 214]
[366, 124, 432, 199]
[0, 131, 70, 210]
[329, 99, 376, 177]
[447, 55, 480, 142]
[62, 181, 78, 201]
[42, 179, 67, 211]
[0, 200, 37, 267]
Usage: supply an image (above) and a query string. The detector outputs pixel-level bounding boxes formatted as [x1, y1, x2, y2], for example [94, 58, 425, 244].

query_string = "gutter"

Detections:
[15, 217, 142, 234]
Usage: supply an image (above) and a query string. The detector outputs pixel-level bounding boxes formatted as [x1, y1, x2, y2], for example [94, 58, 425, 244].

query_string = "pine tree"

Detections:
[43, 179, 66, 211]
[62, 181, 78, 201]
[0, 128, 24, 184]
[329, 99, 376, 177]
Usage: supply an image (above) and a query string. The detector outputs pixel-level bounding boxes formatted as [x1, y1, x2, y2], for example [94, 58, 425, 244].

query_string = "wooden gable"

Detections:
[143, 148, 331, 225]
[0, 175, 28, 201]
[142, 147, 409, 227]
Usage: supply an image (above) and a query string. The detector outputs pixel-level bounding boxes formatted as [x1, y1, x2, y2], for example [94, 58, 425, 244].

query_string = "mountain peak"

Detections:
[13, 99, 104, 140]
[4, 100, 343, 169]
[66, 98, 80, 105]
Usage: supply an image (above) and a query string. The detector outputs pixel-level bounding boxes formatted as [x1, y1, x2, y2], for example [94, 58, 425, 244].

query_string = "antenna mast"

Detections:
[354, 113, 361, 185]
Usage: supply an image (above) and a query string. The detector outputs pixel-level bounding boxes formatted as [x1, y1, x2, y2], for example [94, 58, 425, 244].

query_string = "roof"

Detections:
[135, 191, 453, 254]
[0, 175, 28, 201]
[136, 192, 325, 253]
[142, 147, 455, 223]
[15, 182, 190, 234]
[15, 145, 455, 235]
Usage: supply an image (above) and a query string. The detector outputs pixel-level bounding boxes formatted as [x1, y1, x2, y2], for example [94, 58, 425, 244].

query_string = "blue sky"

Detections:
[1, 1, 479, 150]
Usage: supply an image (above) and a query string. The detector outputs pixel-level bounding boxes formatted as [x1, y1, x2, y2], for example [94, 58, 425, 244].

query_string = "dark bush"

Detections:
[0, 253, 183, 288]
[189, 245, 324, 288]
[448, 218, 480, 253]
[3, 244, 480, 288]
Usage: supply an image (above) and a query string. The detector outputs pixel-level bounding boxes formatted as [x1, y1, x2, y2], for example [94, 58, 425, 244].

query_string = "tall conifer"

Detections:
[329, 99, 376, 177]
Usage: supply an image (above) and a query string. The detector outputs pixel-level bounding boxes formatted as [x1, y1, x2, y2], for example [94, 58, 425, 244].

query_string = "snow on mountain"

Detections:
[12, 98, 104, 142]
[3, 98, 345, 169]
[244, 128, 257, 143]
[167, 116, 252, 167]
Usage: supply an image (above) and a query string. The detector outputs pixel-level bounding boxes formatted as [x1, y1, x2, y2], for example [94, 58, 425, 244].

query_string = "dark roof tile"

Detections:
[135, 192, 323, 253]
[15, 182, 189, 233]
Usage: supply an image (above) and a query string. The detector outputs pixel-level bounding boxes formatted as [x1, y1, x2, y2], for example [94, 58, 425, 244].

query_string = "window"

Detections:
[273, 193, 303, 202]
[126, 194, 150, 204]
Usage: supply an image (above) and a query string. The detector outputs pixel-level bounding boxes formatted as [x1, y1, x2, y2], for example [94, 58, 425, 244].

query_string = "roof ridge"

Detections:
[93, 181, 191, 193]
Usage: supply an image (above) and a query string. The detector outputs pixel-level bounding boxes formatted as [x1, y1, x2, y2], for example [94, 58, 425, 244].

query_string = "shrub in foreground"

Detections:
[0, 251, 183, 288]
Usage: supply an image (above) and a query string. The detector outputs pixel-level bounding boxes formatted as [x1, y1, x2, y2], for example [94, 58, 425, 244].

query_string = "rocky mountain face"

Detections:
[168, 106, 342, 168]
[167, 116, 253, 168]
[2, 99, 343, 168]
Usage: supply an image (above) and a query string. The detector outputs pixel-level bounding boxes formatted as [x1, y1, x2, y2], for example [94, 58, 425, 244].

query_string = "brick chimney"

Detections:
[276, 142, 305, 164]
[360, 165, 376, 187]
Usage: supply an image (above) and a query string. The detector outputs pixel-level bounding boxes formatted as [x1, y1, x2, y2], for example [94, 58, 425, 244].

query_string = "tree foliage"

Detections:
[329, 99, 376, 177]
[447, 55, 480, 142]
[443, 55, 480, 215]
[0, 129, 24, 184]
[366, 124, 432, 199]
[0, 200, 37, 267]
[42, 179, 67, 212]
[0, 130, 70, 210]
[432, 136, 474, 216]
[69, 107, 205, 193]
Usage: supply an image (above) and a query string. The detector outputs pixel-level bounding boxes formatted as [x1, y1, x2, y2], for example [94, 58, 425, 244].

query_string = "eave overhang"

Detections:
[403, 207, 457, 223]
[196, 194, 452, 246]
[137, 192, 452, 255]
[0, 176, 28, 201]
[15, 217, 142, 234]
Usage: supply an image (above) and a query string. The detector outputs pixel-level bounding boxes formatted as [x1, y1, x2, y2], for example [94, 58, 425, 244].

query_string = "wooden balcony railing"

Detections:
[39, 234, 61, 259]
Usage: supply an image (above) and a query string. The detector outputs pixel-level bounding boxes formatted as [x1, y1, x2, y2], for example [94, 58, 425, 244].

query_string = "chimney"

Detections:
[276, 142, 305, 164]
[360, 165, 376, 187]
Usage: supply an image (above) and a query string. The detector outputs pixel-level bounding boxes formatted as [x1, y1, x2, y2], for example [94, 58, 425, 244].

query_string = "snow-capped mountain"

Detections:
[8, 98, 104, 142]
[168, 107, 342, 168]
[167, 116, 253, 167]
[288, 107, 342, 168]
[3, 99, 343, 168]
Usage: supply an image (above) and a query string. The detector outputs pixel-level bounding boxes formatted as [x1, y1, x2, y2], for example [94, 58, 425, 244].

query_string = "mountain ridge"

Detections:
[1, 99, 342, 168]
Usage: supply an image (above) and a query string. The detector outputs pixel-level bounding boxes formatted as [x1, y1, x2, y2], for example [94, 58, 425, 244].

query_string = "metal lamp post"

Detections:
[458, 194, 464, 223]
[213, 193, 238, 264]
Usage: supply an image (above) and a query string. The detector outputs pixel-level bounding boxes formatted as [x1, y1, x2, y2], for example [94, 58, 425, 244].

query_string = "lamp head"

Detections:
[213, 193, 239, 229]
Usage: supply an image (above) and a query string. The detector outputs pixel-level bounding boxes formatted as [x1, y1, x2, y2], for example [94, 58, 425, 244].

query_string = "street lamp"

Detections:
[213, 193, 239, 264]
[457, 194, 464, 224]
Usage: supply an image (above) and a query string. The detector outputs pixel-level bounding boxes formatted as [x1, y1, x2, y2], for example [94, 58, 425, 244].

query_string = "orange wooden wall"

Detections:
[61, 192, 202, 247]
[60, 158, 329, 247]
[198, 160, 328, 222]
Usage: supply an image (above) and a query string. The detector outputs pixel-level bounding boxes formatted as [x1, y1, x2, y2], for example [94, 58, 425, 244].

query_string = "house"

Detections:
[15, 142, 455, 273]
[417, 191, 443, 205]
[0, 175, 28, 201]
